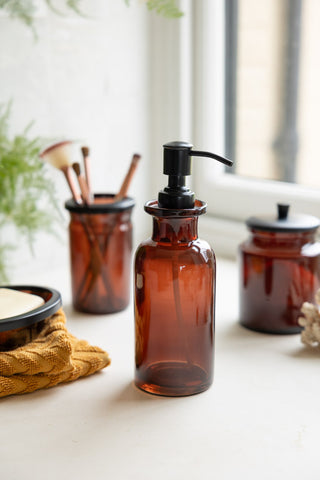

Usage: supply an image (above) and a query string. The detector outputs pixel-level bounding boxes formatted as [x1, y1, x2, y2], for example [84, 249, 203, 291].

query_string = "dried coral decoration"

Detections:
[298, 290, 320, 348]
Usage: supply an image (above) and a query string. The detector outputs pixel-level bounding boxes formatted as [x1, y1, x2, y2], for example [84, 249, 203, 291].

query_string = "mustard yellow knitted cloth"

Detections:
[0, 308, 111, 398]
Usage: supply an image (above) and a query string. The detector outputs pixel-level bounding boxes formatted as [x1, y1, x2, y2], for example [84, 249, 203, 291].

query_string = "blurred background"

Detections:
[0, 0, 151, 282]
[1, 0, 320, 281]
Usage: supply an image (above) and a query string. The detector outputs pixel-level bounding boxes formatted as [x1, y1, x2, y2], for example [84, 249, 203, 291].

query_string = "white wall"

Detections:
[0, 0, 152, 282]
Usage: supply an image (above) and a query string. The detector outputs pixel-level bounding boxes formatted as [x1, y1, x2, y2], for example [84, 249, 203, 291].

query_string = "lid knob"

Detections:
[246, 203, 320, 232]
[277, 203, 290, 220]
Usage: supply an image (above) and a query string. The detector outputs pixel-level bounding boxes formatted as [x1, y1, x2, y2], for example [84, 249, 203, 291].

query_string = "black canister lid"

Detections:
[246, 204, 320, 233]
[0, 286, 62, 332]
[65, 194, 135, 214]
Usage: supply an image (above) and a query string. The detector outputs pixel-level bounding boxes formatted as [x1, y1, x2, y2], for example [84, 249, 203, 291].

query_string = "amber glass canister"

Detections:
[134, 200, 215, 396]
[239, 204, 320, 334]
[65, 194, 135, 314]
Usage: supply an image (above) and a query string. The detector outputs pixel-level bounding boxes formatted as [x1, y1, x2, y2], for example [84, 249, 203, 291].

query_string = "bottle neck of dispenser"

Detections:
[144, 199, 207, 245]
[151, 216, 199, 245]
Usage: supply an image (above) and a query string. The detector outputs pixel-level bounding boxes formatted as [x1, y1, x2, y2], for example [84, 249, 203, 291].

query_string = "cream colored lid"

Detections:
[0, 288, 45, 320]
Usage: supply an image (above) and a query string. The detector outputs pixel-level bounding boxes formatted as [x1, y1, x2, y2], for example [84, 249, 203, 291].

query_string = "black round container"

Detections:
[0, 286, 62, 350]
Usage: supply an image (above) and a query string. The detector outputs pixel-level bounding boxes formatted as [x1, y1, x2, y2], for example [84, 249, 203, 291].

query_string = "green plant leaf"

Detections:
[45, 0, 84, 17]
[0, 0, 183, 34]
[66, 0, 84, 15]
[0, 0, 36, 26]
[0, 102, 61, 283]
[146, 0, 183, 18]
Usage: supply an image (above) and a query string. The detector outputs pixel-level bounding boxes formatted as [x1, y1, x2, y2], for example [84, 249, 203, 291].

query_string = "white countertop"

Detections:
[1, 258, 319, 479]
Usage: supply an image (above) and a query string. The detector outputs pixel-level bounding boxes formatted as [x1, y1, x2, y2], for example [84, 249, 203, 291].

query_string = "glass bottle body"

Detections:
[67, 199, 134, 314]
[239, 229, 320, 333]
[134, 201, 215, 396]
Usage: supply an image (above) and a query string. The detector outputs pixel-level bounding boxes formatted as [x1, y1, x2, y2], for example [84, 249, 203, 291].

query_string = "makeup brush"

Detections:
[81, 146, 93, 201]
[39, 141, 82, 204]
[72, 162, 92, 205]
[114, 153, 141, 202]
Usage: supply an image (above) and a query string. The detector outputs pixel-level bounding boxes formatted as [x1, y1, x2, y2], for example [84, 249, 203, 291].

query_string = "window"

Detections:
[193, 0, 320, 255]
[225, 0, 320, 187]
[149, 0, 320, 256]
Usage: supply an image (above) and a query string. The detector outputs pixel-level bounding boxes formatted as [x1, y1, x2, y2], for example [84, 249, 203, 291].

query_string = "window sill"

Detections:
[199, 214, 247, 259]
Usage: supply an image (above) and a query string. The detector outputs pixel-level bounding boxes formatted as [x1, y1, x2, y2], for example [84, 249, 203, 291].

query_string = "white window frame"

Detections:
[149, 0, 320, 257]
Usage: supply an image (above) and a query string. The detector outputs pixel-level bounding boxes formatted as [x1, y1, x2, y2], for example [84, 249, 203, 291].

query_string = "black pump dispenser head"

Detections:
[158, 141, 233, 209]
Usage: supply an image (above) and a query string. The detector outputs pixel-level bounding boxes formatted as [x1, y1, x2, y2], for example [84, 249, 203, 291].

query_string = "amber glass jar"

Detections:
[134, 200, 215, 396]
[65, 194, 135, 314]
[239, 204, 320, 334]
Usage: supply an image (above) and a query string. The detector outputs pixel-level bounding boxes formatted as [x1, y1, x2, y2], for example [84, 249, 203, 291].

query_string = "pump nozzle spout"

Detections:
[191, 150, 233, 167]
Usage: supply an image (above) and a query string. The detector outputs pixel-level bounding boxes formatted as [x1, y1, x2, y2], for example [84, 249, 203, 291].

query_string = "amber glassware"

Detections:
[239, 228, 320, 334]
[65, 195, 135, 314]
[134, 200, 215, 396]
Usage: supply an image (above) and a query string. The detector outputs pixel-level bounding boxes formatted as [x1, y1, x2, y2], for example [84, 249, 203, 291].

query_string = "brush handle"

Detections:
[84, 157, 92, 198]
[114, 154, 141, 201]
[81, 147, 93, 202]
[78, 174, 92, 205]
[61, 165, 81, 203]
[75, 216, 116, 308]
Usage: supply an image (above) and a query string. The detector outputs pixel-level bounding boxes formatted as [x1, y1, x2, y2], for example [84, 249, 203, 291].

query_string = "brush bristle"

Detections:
[39, 141, 73, 169]
[132, 153, 141, 164]
[81, 146, 89, 157]
[72, 162, 81, 176]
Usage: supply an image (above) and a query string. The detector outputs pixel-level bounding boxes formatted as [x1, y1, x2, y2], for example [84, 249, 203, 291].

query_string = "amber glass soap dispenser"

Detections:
[134, 141, 232, 396]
